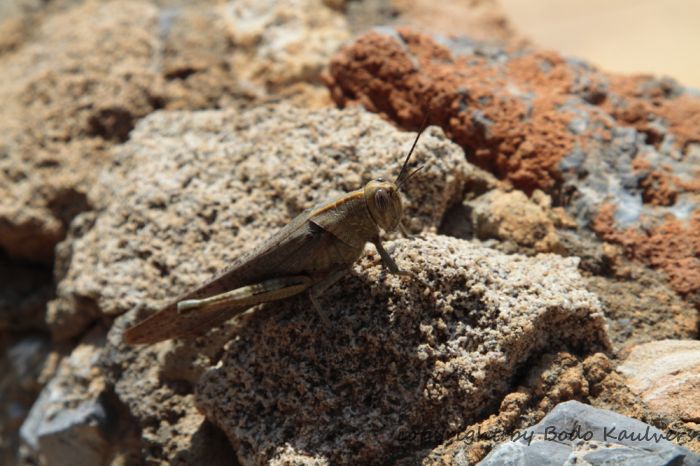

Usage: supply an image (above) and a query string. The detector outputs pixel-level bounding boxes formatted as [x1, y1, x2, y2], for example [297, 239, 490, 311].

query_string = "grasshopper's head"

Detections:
[364, 118, 429, 232]
[364, 179, 402, 231]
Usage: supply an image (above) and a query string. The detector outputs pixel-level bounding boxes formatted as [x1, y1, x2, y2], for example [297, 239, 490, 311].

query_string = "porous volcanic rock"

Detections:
[196, 234, 608, 465]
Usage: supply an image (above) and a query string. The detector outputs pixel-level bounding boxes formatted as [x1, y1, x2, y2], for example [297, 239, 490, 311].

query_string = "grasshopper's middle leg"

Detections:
[308, 268, 350, 326]
[177, 275, 314, 315]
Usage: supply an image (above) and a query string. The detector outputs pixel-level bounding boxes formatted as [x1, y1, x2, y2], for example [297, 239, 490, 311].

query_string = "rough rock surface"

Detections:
[196, 234, 608, 465]
[469, 189, 568, 254]
[3, 3, 699, 465]
[49, 104, 468, 340]
[326, 27, 700, 299]
[618, 340, 700, 423]
[0, 0, 348, 263]
[422, 351, 700, 464]
[64, 104, 471, 464]
[223, 0, 349, 89]
[0, 1, 164, 263]
[478, 400, 700, 466]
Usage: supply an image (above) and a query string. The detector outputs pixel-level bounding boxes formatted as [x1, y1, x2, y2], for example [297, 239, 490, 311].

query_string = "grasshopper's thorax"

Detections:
[364, 179, 402, 231]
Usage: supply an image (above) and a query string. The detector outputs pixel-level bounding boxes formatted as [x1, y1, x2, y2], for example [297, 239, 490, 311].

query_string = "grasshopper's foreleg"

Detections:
[372, 238, 416, 278]
[177, 275, 314, 316]
[373, 239, 432, 291]
[308, 268, 350, 326]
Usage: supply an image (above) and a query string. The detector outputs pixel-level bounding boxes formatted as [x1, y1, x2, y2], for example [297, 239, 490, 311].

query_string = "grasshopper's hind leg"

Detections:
[177, 275, 314, 316]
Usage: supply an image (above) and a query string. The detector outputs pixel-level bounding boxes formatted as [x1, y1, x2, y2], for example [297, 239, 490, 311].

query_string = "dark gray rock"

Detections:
[478, 400, 700, 466]
[19, 330, 110, 466]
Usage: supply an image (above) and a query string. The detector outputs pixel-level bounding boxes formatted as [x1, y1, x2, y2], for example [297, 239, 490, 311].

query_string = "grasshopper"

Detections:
[122, 123, 429, 345]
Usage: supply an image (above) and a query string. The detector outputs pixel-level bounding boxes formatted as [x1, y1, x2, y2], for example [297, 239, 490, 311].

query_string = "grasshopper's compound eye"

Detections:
[364, 180, 402, 231]
[375, 188, 390, 211]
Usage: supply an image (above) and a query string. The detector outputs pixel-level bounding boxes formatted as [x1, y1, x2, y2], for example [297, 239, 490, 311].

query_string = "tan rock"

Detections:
[0, 1, 164, 262]
[618, 339, 700, 422]
[0, 0, 348, 263]
[470, 189, 564, 253]
[222, 0, 349, 90]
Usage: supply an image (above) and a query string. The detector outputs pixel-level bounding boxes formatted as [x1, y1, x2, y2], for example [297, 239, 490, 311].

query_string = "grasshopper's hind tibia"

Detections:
[177, 276, 313, 316]
[122, 275, 313, 345]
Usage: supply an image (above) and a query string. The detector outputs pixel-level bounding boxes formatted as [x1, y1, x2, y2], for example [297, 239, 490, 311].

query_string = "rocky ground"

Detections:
[1, 1, 698, 465]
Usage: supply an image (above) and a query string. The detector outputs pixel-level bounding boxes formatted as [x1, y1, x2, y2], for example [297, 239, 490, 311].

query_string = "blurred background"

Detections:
[500, 0, 700, 88]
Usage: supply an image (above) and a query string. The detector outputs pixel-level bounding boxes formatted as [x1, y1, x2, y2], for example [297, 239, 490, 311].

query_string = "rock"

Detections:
[618, 340, 700, 423]
[0, 0, 348, 263]
[222, 0, 349, 90]
[0, 1, 164, 262]
[325, 28, 700, 299]
[19, 329, 110, 466]
[0, 335, 51, 465]
[424, 350, 700, 464]
[584, 267, 699, 355]
[80, 104, 469, 464]
[478, 400, 700, 466]
[49, 104, 469, 340]
[343, 0, 524, 46]
[100, 315, 237, 466]
[196, 234, 608, 465]
[469, 189, 567, 253]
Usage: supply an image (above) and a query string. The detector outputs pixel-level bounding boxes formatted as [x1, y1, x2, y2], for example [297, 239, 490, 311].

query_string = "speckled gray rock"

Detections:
[49, 104, 469, 340]
[478, 400, 700, 466]
[196, 234, 608, 465]
[71, 104, 472, 464]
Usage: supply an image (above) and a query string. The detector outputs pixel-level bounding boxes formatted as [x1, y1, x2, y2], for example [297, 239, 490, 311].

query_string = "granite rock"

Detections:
[196, 234, 608, 464]
[618, 340, 700, 423]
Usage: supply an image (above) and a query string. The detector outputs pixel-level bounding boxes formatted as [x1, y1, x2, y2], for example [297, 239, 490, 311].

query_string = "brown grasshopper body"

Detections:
[123, 125, 427, 345]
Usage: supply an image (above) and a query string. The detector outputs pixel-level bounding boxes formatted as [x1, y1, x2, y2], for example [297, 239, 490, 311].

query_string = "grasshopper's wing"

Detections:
[122, 210, 321, 345]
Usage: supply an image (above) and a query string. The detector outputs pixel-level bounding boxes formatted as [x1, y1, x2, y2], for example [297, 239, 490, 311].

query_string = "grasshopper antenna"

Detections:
[395, 115, 430, 187]
[398, 164, 424, 190]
